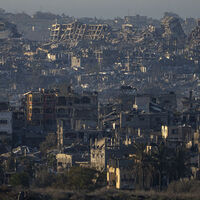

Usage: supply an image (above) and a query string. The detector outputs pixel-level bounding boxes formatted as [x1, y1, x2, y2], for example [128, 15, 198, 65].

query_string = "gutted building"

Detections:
[25, 87, 98, 132]
[50, 21, 109, 42]
[0, 101, 12, 142]
[107, 158, 134, 189]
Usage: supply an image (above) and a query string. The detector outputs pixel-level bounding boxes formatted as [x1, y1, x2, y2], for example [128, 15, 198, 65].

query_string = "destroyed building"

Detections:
[0, 19, 21, 40]
[50, 21, 110, 42]
[188, 19, 200, 57]
[90, 137, 122, 171]
[25, 86, 98, 132]
[2, 9, 200, 192]
[107, 158, 134, 189]
[0, 100, 12, 143]
[161, 16, 186, 49]
[25, 89, 56, 131]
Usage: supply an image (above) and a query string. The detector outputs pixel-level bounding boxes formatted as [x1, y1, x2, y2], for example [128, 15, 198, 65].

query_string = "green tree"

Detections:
[34, 168, 55, 188]
[95, 171, 107, 188]
[10, 172, 30, 187]
[6, 156, 16, 172]
[52, 172, 68, 189]
[150, 144, 191, 190]
[67, 167, 97, 190]
[18, 157, 35, 178]
[0, 164, 4, 184]
[47, 154, 57, 170]
[172, 146, 191, 181]
[133, 143, 151, 189]
[40, 133, 57, 155]
[132, 142, 192, 191]
[151, 143, 170, 190]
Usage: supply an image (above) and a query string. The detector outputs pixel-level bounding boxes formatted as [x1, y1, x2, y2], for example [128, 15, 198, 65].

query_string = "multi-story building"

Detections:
[0, 101, 12, 142]
[25, 89, 56, 131]
[162, 125, 194, 148]
[56, 88, 98, 131]
[90, 137, 122, 171]
[25, 86, 98, 132]
[107, 158, 134, 189]
[50, 21, 109, 42]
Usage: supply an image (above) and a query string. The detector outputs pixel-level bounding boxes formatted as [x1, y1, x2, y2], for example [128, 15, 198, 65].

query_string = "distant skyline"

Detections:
[1, 0, 200, 19]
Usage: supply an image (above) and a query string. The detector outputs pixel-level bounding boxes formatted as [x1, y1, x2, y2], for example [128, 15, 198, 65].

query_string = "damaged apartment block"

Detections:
[50, 21, 110, 42]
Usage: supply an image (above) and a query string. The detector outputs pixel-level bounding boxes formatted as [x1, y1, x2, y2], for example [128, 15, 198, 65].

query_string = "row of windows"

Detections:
[172, 129, 178, 134]
[0, 120, 8, 124]
[29, 96, 56, 103]
[30, 108, 73, 114]
[0, 131, 10, 135]
[32, 120, 56, 126]
[29, 96, 93, 104]
[30, 108, 93, 114]
[126, 116, 164, 122]
[92, 153, 104, 158]
[57, 96, 91, 105]
[30, 108, 55, 114]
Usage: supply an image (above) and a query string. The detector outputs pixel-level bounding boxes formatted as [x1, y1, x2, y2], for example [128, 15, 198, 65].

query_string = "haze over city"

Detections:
[2, 0, 200, 199]
[1, 0, 200, 18]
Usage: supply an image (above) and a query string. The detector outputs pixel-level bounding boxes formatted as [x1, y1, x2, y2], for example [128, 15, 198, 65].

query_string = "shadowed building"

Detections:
[107, 158, 134, 189]
[0, 101, 12, 143]
[25, 86, 98, 132]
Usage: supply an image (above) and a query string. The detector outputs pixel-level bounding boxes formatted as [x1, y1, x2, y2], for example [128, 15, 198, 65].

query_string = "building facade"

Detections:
[107, 158, 134, 189]
[0, 111, 12, 141]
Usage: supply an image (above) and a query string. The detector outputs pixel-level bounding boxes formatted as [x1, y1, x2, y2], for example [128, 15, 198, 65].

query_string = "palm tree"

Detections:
[133, 142, 192, 191]
[150, 143, 171, 191]
[172, 146, 191, 181]
[133, 142, 151, 189]
[151, 144, 192, 190]
[0, 163, 5, 184]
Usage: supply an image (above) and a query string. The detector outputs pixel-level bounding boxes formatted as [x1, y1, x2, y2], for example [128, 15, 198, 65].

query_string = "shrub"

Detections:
[10, 172, 30, 187]
[167, 179, 200, 193]
[34, 169, 56, 188]
[67, 167, 97, 190]
[52, 172, 68, 189]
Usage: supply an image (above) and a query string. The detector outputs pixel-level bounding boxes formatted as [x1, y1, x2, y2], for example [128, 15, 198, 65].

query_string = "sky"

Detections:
[1, 0, 200, 19]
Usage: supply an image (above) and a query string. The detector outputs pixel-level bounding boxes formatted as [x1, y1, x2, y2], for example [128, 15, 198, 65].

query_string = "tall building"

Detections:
[25, 89, 56, 131]
[0, 101, 12, 142]
[50, 21, 109, 42]
[56, 88, 98, 131]
[25, 86, 98, 132]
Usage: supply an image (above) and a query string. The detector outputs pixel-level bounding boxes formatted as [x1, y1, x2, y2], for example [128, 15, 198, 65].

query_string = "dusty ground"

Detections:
[1, 186, 200, 200]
